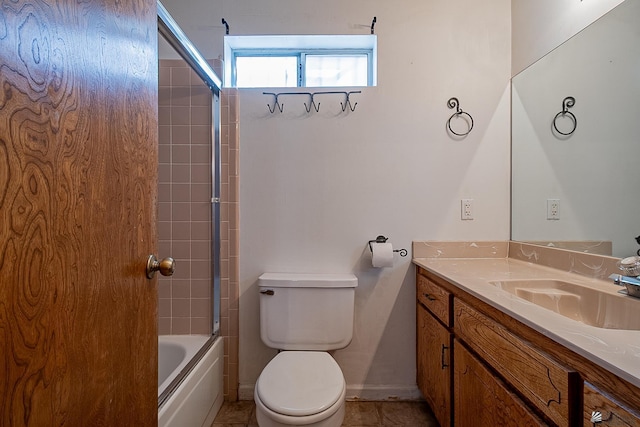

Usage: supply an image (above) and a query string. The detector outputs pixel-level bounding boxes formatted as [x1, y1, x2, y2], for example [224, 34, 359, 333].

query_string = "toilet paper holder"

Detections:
[368, 235, 408, 257]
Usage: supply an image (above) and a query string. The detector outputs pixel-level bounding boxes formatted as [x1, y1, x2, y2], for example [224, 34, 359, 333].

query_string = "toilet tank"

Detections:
[258, 273, 358, 351]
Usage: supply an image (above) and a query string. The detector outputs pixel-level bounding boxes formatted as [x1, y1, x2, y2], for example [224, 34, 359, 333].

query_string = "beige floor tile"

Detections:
[213, 400, 255, 424]
[248, 403, 258, 427]
[343, 401, 380, 426]
[377, 401, 438, 426]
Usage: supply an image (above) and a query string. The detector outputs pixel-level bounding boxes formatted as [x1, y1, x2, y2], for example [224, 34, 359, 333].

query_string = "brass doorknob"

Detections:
[146, 255, 176, 279]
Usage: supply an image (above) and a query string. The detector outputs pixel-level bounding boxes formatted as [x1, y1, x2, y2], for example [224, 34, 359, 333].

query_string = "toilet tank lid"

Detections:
[258, 272, 357, 288]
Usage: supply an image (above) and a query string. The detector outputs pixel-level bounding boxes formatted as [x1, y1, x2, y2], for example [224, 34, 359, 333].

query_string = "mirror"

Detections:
[511, 0, 640, 258]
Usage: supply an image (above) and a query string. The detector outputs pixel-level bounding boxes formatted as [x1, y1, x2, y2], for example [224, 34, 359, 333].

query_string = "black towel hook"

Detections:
[303, 93, 320, 113]
[264, 92, 284, 113]
[341, 92, 358, 112]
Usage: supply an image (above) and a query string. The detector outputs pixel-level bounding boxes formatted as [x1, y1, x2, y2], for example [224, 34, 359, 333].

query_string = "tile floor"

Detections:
[212, 400, 439, 427]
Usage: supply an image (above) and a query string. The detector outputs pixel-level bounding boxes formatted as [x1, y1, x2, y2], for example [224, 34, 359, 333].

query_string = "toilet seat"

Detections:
[256, 351, 344, 417]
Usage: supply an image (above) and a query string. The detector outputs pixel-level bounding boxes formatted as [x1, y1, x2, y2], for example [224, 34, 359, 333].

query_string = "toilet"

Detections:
[255, 272, 358, 427]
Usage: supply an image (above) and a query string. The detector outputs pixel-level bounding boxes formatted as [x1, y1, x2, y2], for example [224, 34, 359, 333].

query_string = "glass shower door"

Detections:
[157, 47, 215, 337]
[156, 1, 222, 406]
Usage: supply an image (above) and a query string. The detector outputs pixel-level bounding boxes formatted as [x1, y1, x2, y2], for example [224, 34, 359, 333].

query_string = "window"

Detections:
[224, 35, 377, 88]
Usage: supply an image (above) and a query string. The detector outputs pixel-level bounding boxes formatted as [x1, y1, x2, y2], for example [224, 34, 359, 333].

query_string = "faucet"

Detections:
[609, 274, 640, 298]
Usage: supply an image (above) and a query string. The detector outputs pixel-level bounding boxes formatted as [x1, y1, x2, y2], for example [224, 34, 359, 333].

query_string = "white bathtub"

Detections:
[158, 335, 224, 427]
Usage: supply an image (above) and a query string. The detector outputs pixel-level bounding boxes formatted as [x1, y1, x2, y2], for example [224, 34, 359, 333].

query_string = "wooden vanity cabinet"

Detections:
[583, 383, 640, 427]
[416, 274, 453, 427]
[416, 266, 640, 427]
[416, 268, 581, 426]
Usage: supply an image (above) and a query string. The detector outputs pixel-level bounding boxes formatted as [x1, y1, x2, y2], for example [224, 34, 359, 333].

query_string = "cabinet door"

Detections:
[584, 383, 640, 426]
[455, 299, 578, 426]
[454, 340, 547, 427]
[417, 303, 452, 427]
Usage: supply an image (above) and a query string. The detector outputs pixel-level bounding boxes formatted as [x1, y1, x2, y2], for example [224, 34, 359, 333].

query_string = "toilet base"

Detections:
[254, 384, 346, 427]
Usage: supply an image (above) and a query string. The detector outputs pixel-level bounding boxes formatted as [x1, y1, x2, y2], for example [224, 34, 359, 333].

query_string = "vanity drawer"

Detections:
[454, 299, 579, 426]
[417, 274, 451, 326]
[584, 383, 640, 426]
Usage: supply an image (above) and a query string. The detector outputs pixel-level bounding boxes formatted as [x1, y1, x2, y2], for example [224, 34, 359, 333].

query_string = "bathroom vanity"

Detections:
[413, 244, 640, 427]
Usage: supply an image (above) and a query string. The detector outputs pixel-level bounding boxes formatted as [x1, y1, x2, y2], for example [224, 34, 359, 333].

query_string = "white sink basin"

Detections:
[489, 279, 640, 330]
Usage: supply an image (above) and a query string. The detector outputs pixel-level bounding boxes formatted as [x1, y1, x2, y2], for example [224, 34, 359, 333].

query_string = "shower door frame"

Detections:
[157, 0, 222, 406]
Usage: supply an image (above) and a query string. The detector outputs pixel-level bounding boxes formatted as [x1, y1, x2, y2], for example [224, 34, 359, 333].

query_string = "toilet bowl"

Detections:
[254, 351, 346, 427]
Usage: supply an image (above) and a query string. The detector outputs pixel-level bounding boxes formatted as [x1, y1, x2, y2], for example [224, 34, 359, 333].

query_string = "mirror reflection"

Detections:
[511, 0, 640, 258]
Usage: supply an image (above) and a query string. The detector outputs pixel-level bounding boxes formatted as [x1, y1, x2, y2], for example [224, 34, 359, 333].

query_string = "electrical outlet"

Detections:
[461, 199, 473, 220]
[547, 199, 560, 220]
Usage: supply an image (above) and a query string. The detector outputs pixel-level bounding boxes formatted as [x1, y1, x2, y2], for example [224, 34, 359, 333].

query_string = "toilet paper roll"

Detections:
[371, 242, 394, 268]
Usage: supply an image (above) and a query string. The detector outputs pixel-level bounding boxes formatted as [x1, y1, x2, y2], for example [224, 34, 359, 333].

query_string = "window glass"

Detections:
[235, 56, 298, 88]
[305, 55, 368, 87]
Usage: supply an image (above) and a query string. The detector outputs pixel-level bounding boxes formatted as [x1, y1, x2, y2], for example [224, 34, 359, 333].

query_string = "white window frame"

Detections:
[224, 35, 377, 88]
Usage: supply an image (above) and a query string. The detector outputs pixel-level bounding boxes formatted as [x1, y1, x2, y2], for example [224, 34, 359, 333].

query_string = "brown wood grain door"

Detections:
[0, 0, 159, 425]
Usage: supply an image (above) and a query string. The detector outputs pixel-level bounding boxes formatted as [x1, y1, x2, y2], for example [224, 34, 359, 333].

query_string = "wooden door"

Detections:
[0, 0, 158, 425]
[417, 303, 452, 427]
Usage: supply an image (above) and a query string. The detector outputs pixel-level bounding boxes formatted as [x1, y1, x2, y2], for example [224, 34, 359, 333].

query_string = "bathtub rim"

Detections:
[158, 334, 218, 408]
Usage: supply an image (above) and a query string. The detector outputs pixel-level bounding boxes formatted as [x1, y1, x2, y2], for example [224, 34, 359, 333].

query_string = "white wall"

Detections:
[511, 0, 625, 75]
[163, 0, 511, 400]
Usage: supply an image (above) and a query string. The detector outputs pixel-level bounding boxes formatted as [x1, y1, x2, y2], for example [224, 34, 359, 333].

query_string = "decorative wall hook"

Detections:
[446, 97, 474, 136]
[553, 96, 577, 136]
[263, 92, 284, 113]
[367, 235, 408, 257]
[221, 18, 229, 35]
[371, 17, 377, 34]
[262, 91, 361, 114]
[341, 92, 359, 112]
[303, 93, 320, 113]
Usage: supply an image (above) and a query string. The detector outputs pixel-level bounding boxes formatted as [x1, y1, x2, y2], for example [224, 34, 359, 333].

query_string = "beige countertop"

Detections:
[413, 256, 640, 389]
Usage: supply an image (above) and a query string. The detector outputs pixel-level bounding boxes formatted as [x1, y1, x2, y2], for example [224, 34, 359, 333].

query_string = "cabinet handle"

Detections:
[441, 344, 449, 369]
[423, 293, 437, 301]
